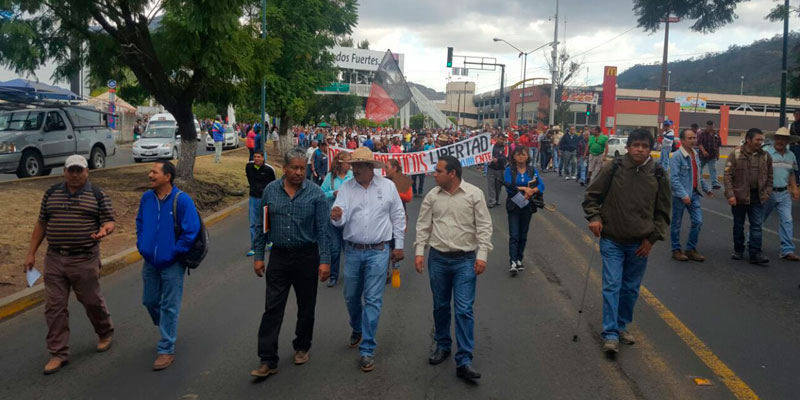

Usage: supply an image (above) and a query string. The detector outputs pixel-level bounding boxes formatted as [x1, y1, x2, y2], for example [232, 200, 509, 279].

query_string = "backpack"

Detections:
[603, 157, 664, 202]
[172, 190, 209, 273]
[46, 183, 106, 223]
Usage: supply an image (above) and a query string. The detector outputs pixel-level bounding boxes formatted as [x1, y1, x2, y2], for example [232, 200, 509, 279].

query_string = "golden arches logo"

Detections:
[605, 67, 617, 77]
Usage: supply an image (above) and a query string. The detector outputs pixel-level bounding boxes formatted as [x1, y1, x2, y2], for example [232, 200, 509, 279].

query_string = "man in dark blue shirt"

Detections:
[250, 148, 331, 379]
[311, 142, 329, 186]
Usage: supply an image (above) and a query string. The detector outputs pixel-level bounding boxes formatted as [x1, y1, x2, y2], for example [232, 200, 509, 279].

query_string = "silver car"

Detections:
[133, 126, 180, 162]
[205, 124, 239, 150]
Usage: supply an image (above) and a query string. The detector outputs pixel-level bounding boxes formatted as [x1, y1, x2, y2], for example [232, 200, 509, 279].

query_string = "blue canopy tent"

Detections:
[0, 79, 81, 102]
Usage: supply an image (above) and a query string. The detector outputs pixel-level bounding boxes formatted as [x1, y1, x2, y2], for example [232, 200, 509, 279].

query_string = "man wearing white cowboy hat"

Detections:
[330, 147, 406, 372]
[762, 127, 800, 261]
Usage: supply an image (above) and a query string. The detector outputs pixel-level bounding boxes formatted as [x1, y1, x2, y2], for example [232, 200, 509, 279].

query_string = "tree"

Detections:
[544, 48, 582, 125]
[766, 4, 800, 98]
[305, 94, 362, 126]
[633, 0, 747, 33]
[258, 0, 358, 154]
[0, 1, 275, 181]
[357, 39, 370, 50]
[410, 113, 425, 130]
[338, 36, 355, 47]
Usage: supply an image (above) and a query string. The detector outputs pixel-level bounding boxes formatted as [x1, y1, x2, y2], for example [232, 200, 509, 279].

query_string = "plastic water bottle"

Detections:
[391, 265, 401, 288]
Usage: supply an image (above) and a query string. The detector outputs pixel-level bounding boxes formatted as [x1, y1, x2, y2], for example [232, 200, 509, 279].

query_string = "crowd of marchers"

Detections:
[20, 111, 799, 377]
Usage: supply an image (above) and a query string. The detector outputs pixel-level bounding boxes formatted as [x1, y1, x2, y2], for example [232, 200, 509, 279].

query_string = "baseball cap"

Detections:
[663, 120, 673, 126]
[64, 155, 88, 169]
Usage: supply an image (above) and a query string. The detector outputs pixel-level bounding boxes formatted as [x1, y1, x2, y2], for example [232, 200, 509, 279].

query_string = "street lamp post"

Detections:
[740, 75, 744, 96]
[260, 0, 268, 158]
[494, 38, 554, 127]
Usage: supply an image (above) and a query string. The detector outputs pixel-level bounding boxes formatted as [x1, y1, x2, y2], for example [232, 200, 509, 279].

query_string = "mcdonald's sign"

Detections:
[601, 66, 618, 135]
[605, 66, 617, 77]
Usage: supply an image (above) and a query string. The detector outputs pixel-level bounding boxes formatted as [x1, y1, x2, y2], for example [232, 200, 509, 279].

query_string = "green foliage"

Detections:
[618, 33, 800, 97]
[192, 103, 219, 120]
[633, 0, 747, 33]
[304, 94, 362, 126]
[357, 39, 370, 50]
[410, 113, 425, 129]
[356, 118, 381, 128]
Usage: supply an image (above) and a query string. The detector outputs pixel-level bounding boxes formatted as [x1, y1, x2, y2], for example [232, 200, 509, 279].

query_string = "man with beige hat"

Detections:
[330, 147, 405, 373]
[762, 127, 800, 261]
[24, 155, 115, 374]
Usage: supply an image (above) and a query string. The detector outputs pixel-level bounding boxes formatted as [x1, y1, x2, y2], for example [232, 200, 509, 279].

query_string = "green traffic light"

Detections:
[447, 62, 452, 67]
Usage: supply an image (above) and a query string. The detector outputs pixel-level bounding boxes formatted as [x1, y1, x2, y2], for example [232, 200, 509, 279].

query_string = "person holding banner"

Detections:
[411, 139, 427, 197]
[321, 152, 354, 287]
[504, 146, 545, 275]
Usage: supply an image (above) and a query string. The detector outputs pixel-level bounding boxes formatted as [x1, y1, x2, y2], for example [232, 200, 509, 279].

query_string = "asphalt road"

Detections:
[0, 134, 216, 182]
[0, 165, 797, 399]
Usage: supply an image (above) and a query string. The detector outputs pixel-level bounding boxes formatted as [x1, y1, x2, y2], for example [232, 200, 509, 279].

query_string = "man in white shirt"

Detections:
[331, 147, 405, 373]
[305, 140, 318, 180]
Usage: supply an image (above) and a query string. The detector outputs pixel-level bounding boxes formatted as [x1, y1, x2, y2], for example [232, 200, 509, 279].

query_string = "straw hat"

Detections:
[774, 127, 800, 144]
[341, 147, 386, 168]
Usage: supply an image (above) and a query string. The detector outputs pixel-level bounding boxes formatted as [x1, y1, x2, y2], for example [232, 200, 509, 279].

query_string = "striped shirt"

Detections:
[39, 182, 114, 249]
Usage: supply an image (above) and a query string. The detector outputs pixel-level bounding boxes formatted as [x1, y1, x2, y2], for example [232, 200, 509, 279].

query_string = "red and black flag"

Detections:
[366, 50, 412, 123]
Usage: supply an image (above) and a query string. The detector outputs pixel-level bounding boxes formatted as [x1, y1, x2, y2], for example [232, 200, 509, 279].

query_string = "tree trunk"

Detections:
[172, 105, 198, 182]
[277, 113, 294, 156]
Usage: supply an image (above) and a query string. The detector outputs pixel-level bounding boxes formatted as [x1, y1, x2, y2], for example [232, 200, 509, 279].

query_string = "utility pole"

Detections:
[779, 0, 789, 127]
[657, 16, 676, 127]
[521, 52, 527, 126]
[740, 75, 744, 96]
[260, 0, 268, 158]
[549, 0, 559, 127]
[500, 64, 506, 130]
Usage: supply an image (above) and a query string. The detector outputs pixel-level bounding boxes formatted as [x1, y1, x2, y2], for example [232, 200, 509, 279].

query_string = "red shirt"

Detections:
[519, 133, 532, 147]
[690, 152, 698, 190]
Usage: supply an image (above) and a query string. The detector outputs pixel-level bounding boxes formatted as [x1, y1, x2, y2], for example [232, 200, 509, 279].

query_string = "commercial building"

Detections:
[436, 81, 479, 128]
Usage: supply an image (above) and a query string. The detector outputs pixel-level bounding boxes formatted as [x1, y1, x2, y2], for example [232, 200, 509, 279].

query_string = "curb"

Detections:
[0, 198, 248, 322]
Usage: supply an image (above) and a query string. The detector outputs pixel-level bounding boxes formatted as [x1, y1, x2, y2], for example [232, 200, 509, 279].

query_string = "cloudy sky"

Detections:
[355, 0, 798, 94]
[3, 0, 797, 96]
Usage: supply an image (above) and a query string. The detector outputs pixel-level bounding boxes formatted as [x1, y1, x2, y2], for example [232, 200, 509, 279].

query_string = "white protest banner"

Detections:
[328, 133, 492, 176]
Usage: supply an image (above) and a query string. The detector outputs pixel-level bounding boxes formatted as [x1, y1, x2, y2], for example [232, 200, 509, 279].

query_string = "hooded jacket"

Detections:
[136, 186, 201, 268]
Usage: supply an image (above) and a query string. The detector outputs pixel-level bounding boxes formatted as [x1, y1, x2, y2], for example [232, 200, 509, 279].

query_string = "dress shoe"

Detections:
[43, 357, 67, 375]
[456, 364, 481, 380]
[349, 332, 362, 348]
[250, 363, 278, 378]
[749, 255, 770, 265]
[684, 250, 705, 262]
[619, 330, 636, 345]
[96, 336, 113, 352]
[782, 253, 800, 262]
[360, 355, 375, 372]
[731, 252, 744, 260]
[152, 354, 175, 371]
[294, 351, 309, 365]
[672, 250, 689, 261]
[428, 348, 451, 365]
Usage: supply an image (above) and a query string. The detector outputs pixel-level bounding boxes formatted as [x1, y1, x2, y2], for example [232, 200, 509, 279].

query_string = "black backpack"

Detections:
[171, 190, 209, 272]
[45, 183, 106, 222]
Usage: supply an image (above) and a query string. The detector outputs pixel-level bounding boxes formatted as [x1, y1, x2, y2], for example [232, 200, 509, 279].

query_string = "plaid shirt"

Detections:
[697, 128, 721, 160]
[254, 178, 331, 263]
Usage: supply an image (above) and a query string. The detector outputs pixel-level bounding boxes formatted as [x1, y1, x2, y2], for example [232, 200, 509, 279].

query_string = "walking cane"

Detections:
[572, 236, 600, 342]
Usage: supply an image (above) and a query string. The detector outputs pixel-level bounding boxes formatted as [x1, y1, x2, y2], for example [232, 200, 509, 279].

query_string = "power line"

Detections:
[573, 26, 638, 58]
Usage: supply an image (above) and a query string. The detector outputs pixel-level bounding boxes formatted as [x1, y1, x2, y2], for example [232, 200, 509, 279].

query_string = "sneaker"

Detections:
[266, 242, 273, 251]
[684, 250, 705, 262]
[246, 250, 255, 257]
[672, 250, 689, 262]
[516, 261, 525, 271]
[509, 261, 518, 275]
[619, 330, 635, 345]
[349, 332, 362, 348]
[565, 176, 570, 180]
[712, 184, 722, 190]
[731, 252, 744, 260]
[327, 277, 337, 287]
[360, 355, 375, 372]
[602, 339, 619, 355]
[781, 253, 800, 262]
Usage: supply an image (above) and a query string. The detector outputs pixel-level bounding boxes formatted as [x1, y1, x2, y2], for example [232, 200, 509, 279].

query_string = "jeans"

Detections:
[428, 249, 477, 367]
[142, 261, 185, 354]
[329, 223, 344, 280]
[660, 147, 670, 170]
[670, 193, 703, 251]
[599, 238, 648, 341]
[732, 196, 764, 257]
[248, 147, 254, 161]
[791, 145, 800, 185]
[561, 150, 577, 177]
[258, 245, 319, 367]
[412, 174, 426, 195]
[487, 168, 504, 207]
[214, 141, 223, 163]
[507, 208, 533, 263]
[553, 150, 561, 173]
[700, 158, 719, 187]
[529, 147, 539, 168]
[578, 157, 588, 183]
[540, 151, 552, 171]
[763, 190, 795, 256]
[343, 243, 391, 356]
[249, 196, 260, 251]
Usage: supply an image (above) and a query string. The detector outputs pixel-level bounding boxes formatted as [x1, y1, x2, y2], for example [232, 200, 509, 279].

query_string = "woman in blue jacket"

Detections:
[504, 146, 545, 276]
[320, 151, 353, 287]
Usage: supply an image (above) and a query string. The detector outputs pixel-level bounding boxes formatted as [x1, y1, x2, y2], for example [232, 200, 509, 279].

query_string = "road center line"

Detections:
[549, 210, 760, 400]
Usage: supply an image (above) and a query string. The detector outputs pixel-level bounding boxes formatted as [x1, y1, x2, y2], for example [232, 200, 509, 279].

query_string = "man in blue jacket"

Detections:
[136, 161, 201, 371]
[669, 129, 712, 262]
[212, 115, 225, 163]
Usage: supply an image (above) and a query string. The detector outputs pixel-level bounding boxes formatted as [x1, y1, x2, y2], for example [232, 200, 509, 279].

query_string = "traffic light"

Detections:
[586, 104, 591, 116]
[446, 47, 453, 68]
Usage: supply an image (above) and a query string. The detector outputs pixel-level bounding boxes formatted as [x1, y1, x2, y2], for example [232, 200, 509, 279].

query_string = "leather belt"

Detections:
[773, 187, 788, 192]
[272, 243, 317, 254]
[345, 241, 389, 251]
[433, 248, 477, 259]
[50, 245, 96, 257]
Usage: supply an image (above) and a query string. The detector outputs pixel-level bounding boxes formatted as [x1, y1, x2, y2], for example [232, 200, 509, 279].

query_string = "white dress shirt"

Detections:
[331, 175, 406, 249]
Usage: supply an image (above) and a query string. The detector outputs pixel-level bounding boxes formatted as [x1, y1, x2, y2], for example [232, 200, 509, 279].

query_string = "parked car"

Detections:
[146, 113, 202, 141]
[607, 136, 628, 158]
[205, 124, 239, 150]
[132, 126, 181, 162]
[0, 106, 115, 178]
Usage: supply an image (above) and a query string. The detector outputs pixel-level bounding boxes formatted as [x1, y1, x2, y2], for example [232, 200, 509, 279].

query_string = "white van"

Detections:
[145, 113, 202, 141]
